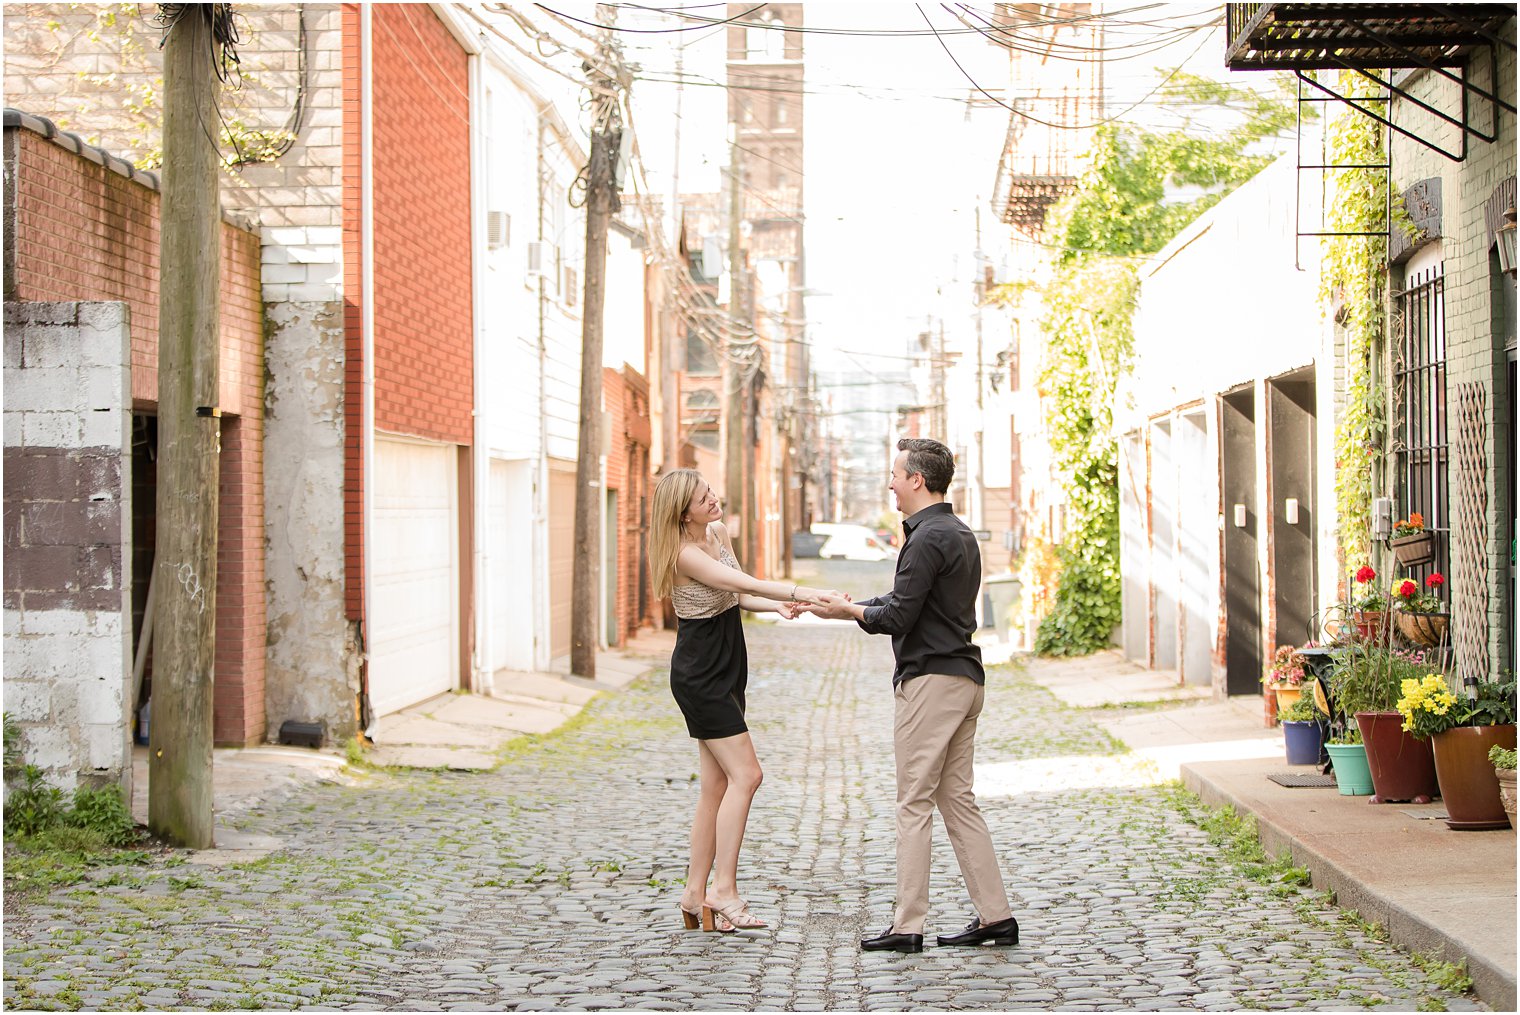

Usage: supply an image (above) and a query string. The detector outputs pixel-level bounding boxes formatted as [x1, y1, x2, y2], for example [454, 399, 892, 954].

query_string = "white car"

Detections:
[811, 523, 897, 562]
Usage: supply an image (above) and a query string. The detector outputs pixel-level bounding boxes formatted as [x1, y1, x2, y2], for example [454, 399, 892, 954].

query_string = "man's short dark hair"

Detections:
[897, 438, 954, 494]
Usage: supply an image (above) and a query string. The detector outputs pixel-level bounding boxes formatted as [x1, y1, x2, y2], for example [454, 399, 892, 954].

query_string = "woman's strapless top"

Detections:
[671, 543, 741, 620]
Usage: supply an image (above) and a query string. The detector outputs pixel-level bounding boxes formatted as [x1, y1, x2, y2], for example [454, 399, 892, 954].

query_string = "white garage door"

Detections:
[370, 437, 458, 717]
[488, 459, 533, 672]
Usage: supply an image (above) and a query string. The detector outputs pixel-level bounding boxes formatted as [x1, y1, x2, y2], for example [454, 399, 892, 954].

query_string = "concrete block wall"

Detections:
[3, 301, 133, 793]
[1388, 34, 1517, 680]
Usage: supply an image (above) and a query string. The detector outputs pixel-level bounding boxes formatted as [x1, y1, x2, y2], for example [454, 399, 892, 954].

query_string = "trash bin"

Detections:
[984, 573, 1022, 644]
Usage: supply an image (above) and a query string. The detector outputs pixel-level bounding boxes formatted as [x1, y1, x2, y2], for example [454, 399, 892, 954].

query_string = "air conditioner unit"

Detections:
[526, 240, 549, 277]
[487, 210, 510, 250]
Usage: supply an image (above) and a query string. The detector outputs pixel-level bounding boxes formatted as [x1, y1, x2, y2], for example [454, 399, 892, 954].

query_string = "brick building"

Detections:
[4, 114, 265, 792]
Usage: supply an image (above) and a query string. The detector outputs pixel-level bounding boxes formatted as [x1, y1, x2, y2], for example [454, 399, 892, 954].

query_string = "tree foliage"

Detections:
[1025, 72, 1299, 656]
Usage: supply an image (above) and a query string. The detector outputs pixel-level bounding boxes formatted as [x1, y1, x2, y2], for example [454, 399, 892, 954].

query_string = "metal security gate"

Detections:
[1393, 263, 1449, 588]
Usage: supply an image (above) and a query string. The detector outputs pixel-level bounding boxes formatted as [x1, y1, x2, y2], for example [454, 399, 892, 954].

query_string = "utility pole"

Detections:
[151, 5, 224, 849]
[570, 6, 625, 680]
[661, 33, 685, 478]
[723, 137, 746, 547]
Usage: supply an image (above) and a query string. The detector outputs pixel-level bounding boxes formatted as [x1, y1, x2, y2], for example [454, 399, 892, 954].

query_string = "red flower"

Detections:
[1397, 579, 1418, 598]
[1355, 565, 1377, 583]
[1426, 572, 1445, 589]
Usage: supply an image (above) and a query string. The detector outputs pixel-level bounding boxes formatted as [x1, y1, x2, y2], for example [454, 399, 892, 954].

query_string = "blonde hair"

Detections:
[649, 469, 706, 600]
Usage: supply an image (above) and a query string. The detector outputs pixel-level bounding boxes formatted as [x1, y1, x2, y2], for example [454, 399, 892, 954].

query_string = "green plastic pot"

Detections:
[1326, 742, 1373, 796]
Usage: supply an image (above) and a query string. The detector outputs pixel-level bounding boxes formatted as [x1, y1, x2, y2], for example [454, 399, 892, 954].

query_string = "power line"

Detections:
[537, 2, 766, 34]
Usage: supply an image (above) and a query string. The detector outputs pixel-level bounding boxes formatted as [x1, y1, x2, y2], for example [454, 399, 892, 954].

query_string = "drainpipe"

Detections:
[536, 113, 552, 672]
[467, 45, 492, 695]
[360, 5, 377, 733]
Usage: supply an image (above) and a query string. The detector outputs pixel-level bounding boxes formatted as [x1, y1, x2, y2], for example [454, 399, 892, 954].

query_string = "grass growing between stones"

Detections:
[1163, 782, 1478, 1011]
[3, 827, 156, 904]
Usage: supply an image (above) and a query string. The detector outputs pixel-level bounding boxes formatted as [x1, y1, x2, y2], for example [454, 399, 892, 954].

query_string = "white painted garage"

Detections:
[369, 436, 459, 717]
[488, 458, 535, 672]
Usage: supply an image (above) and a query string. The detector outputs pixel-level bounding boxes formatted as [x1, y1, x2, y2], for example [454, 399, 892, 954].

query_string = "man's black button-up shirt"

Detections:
[856, 502, 984, 688]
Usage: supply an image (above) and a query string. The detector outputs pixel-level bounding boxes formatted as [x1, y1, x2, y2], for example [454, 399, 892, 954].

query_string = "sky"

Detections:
[598, 2, 1236, 375]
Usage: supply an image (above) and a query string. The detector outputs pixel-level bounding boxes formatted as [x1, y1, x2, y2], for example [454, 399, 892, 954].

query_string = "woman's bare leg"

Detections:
[680, 741, 727, 914]
[701, 732, 764, 908]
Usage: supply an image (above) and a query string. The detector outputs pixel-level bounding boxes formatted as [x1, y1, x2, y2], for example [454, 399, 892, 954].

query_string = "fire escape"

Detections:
[1225, 4, 1515, 258]
[988, 3, 1102, 234]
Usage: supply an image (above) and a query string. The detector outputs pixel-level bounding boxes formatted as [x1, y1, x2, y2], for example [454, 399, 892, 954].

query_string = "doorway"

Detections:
[1150, 419, 1178, 671]
[1270, 373, 1317, 650]
[1176, 411, 1213, 687]
[1222, 389, 1261, 696]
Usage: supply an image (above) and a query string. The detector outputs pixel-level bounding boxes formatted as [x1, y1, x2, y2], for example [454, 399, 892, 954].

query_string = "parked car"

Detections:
[811, 523, 898, 562]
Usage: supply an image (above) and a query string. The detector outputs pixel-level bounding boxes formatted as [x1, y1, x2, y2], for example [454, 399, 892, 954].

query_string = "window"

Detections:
[1393, 259, 1449, 589]
[684, 389, 721, 451]
[686, 329, 719, 376]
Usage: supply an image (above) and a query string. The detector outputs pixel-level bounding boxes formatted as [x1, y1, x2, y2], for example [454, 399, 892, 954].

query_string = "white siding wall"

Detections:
[1122, 152, 1326, 431]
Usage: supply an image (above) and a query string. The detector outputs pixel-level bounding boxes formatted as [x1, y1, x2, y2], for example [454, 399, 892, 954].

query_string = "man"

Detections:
[807, 438, 1018, 954]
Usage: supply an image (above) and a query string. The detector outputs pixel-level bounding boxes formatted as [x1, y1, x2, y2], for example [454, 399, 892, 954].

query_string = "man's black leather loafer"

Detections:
[860, 928, 924, 953]
[935, 916, 1019, 947]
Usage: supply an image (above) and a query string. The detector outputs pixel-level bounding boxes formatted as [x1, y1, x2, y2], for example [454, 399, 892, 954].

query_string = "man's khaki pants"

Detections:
[892, 672, 1012, 935]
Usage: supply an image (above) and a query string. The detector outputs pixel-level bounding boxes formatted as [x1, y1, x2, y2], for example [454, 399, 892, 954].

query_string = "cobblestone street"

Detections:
[3, 564, 1487, 1011]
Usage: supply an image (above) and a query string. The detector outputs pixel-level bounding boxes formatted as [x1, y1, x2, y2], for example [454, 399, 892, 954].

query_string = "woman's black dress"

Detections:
[669, 544, 749, 740]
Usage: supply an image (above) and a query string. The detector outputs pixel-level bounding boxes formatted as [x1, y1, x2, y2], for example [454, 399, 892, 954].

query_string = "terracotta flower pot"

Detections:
[1389, 531, 1434, 566]
[1497, 768, 1518, 831]
[1430, 725, 1518, 831]
[1351, 611, 1388, 642]
[1356, 712, 1439, 804]
[1394, 611, 1449, 648]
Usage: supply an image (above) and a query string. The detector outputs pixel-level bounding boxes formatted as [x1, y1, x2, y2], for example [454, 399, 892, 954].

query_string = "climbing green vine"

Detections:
[994, 73, 1300, 656]
[1321, 71, 1411, 567]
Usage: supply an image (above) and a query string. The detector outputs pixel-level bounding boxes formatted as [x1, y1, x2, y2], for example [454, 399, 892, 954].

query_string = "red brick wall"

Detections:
[371, 4, 473, 443]
[604, 367, 655, 645]
[10, 127, 267, 746]
[341, 3, 474, 624]
[342, 3, 365, 623]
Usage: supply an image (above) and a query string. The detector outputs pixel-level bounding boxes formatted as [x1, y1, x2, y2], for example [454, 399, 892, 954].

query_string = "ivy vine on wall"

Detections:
[995, 74, 1300, 657]
[1320, 70, 1412, 569]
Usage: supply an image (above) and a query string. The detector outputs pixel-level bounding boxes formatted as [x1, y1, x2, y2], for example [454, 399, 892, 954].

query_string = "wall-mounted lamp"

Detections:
[1372, 496, 1394, 540]
[1497, 204, 1517, 277]
[1233, 503, 1247, 528]
[1285, 498, 1300, 525]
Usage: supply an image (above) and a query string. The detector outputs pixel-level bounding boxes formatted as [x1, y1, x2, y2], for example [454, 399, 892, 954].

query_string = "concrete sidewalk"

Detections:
[1019, 646, 1517, 1012]
[132, 630, 671, 857]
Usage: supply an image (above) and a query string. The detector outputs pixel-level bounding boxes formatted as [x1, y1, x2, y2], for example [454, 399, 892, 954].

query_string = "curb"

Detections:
[1181, 761, 1516, 1012]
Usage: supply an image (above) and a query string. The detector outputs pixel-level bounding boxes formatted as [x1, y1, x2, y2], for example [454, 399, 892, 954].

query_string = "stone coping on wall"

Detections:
[4, 107, 256, 231]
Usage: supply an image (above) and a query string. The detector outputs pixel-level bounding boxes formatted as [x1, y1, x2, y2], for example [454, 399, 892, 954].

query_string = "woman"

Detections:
[649, 469, 838, 933]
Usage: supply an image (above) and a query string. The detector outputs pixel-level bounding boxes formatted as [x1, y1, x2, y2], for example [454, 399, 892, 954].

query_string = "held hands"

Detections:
[775, 600, 805, 620]
[796, 590, 857, 621]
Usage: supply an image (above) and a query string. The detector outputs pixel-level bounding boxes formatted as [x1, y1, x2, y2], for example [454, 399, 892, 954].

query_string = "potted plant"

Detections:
[1389, 512, 1434, 566]
[1330, 644, 1439, 803]
[1396, 676, 1517, 830]
[1278, 694, 1328, 765]
[1491, 745, 1517, 830]
[1263, 644, 1308, 718]
[1392, 572, 1448, 648]
[1325, 727, 1373, 796]
[1350, 565, 1388, 641]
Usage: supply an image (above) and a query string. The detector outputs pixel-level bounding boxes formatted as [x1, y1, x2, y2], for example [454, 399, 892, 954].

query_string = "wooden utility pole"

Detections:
[570, 8, 625, 680]
[151, 5, 223, 849]
[723, 139, 746, 545]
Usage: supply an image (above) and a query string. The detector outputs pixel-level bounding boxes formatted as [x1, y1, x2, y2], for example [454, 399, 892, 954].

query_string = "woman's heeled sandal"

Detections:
[679, 905, 702, 931]
[703, 900, 767, 932]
